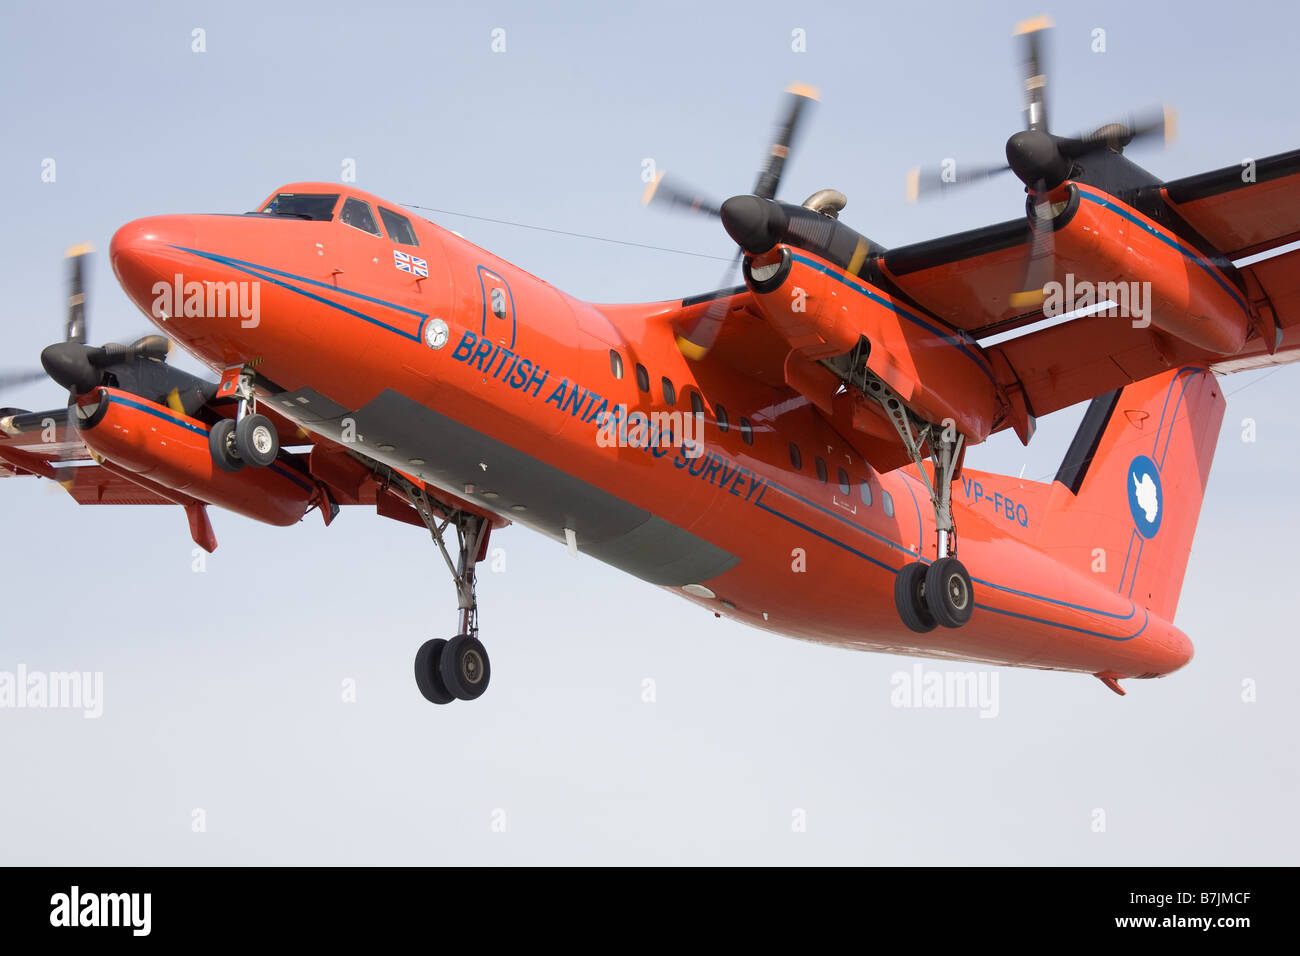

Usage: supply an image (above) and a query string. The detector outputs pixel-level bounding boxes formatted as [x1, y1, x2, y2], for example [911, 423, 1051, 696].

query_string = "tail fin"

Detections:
[1038, 367, 1225, 622]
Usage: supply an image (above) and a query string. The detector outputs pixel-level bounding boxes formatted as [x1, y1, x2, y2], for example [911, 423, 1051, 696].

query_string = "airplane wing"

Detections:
[0, 408, 91, 478]
[1162, 149, 1300, 259]
[0, 398, 499, 549]
[871, 152, 1300, 422]
[1212, 245, 1300, 373]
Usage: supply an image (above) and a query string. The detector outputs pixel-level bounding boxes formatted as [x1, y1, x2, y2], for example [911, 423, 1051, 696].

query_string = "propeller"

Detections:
[905, 16, 1176, 202]
[65, 242, 91, 344]
[904, 16, 1175, 309]
[640, 174, 721, 218]
[0, 370, 49, 389]
[0, 245, 96, 396]
[644, 84, 819, 358]
[0, 244, 174, 400]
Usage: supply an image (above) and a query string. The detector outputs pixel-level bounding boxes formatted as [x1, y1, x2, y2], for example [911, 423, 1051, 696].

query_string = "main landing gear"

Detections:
[208, 365, 279, 473]
[409, 485, 492, 704]
[861, 373, 976, 633]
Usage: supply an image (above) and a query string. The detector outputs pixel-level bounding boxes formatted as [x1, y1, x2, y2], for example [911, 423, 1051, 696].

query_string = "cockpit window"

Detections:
[379, 207, 419, 246]
[340, 198, 381, 236]
[261, 193, 339, 220]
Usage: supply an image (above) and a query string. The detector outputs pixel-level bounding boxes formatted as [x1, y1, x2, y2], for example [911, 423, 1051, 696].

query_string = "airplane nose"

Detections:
[110, 216, 197, 321]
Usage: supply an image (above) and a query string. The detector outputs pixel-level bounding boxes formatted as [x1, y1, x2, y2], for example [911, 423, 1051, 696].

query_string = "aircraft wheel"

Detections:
[895, 562, 936, 633]
[208, 419, 244, 473]
[414, 638, 455, 705]
[439, 634, 491, 701]
[235, 413, 279, 468]
[925, 557, 974, 628]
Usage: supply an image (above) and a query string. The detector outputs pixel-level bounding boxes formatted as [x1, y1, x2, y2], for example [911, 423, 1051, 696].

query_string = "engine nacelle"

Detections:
[75, 387, 316, 526]
[746, 246, 1003, 441]
[1054, 185, 1251, 355]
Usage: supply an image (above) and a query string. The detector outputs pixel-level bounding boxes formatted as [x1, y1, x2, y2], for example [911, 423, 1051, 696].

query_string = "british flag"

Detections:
[393, 250, 428, 278]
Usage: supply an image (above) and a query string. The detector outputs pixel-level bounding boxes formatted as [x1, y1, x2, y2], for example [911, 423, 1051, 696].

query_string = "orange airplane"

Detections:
[2, 20, 1297, 703]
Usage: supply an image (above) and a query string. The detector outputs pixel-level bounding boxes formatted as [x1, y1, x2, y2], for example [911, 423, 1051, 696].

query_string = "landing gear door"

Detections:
[478, 266, 516, 350]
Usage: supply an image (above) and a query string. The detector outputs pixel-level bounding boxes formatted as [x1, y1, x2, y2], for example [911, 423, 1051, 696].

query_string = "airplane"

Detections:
[2, 18, 1298, 704]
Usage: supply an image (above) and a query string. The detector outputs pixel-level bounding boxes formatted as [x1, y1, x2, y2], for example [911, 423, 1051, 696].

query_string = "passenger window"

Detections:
[882, 491, 894, 517]
[739, 417, 753, 446]
[379, 206, 419, 245]
[789, 443, 802, 470]
[689, 390, 704, 417]
[635, 363, 650, 392]
[838, 468, 850, 494]
[340, 198, 380, 236]
[609, 350, 624, 380]
[815, 457, 827, 483]
[490, 288, 507, 320]
[859, 480, 873, 507]
[662, 377, 676, 406]
[716, 405, 729, 433]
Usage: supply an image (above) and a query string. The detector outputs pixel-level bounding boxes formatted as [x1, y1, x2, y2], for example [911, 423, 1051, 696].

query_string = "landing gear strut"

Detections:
[862, 373, 976, 632]
[409, 485, 492, 704]
[208, 365, 279, 472]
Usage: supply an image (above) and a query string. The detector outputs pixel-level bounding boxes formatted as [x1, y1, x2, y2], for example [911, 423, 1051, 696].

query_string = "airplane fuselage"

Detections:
[108, 183, 1197, 682]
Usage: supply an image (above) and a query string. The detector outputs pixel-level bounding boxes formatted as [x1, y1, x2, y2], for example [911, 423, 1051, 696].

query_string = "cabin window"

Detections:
[882, 490, 894, 517]
[859, 480, 873, 507]
[635, 363, 650, 392]
[379, 206, 419, 245]
[689, 389, 704, 417]
[716, 404, 729, 433]
[609, 350, 624, 380]
[340, 198, 381, 236]
[838, 467, 851, 494]
[789, 443, 802, 470]
[261, 192, 338, 221]
[662, 377, 676, 406]
[739, 417, 754, 446]
[815, 456, 827, 483]
[490, 288, 508, 320]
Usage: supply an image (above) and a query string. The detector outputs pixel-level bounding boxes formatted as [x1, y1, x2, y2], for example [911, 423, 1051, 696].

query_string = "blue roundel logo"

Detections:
[1127, 455, 1163, 539]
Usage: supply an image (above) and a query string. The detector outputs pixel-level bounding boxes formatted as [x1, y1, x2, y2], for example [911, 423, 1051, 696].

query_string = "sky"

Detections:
[0, 0, 1295, 865]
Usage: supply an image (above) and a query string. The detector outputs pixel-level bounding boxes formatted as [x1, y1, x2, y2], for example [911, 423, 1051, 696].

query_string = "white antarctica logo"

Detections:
[1133, 473, 1159, 523]
[424, 317, 449, 350]
[1126, 455, 1163, 538]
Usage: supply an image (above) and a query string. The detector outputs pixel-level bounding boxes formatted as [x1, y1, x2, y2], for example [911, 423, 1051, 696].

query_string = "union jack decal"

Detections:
[393, 249, 428, 278]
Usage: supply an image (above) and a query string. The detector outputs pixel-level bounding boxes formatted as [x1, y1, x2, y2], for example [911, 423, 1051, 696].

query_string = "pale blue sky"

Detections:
[0, 0, 1295, 864]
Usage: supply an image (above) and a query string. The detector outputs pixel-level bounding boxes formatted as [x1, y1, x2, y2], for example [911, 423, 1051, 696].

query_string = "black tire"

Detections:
[208, 419, 244, 473]
[439, 634, 490, 701]
[895, 561, 936, 633]
[925, 557, 975, 628]
[235, 413, 279, 468]
[414, 638, 455, 705]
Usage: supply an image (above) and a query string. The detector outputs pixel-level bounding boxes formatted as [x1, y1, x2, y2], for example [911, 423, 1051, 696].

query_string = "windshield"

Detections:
[260, 193, 339, 221]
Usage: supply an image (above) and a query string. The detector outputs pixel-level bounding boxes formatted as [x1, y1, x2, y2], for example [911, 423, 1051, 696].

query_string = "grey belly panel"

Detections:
[340, 389, 738, 587]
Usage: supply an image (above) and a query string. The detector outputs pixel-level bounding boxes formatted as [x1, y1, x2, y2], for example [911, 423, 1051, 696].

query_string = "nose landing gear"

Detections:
[207, 365, 280, 472]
